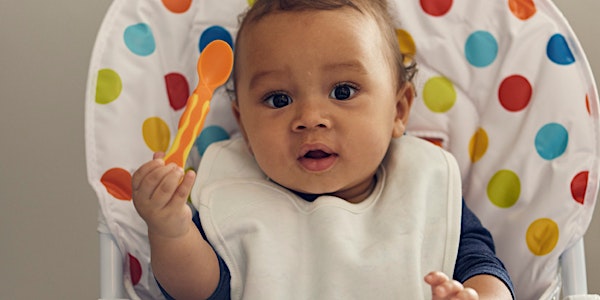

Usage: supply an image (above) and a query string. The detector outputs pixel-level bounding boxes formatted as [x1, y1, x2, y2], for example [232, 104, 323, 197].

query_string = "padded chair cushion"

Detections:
[85, 0, 599, 299]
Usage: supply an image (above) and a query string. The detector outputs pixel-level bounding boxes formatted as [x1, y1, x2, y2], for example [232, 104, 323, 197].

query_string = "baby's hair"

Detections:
[232, 0, 417, 92]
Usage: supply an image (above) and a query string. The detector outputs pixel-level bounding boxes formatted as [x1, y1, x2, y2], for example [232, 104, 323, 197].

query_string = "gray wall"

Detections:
[0, 0, 598, 299]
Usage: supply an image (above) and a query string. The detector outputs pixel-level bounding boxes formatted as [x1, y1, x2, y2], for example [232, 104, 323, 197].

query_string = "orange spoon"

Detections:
[165, 40, 234, 168]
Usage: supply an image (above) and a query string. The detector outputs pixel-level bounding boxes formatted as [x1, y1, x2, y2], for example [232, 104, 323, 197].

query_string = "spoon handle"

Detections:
[165, 88, 211, 168]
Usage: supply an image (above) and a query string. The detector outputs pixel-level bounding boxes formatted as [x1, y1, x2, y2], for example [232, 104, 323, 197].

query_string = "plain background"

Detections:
[0, 0, 598, 299]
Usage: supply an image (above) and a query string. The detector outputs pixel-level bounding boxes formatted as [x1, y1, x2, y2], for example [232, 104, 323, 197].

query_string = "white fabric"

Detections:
[193, 136, 462, 299]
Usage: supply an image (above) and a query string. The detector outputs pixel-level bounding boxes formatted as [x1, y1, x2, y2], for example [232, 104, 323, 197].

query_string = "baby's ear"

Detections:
[392, 82, 414, 138]
[231, 102, 253, 154]
[231, 101, 246, 138]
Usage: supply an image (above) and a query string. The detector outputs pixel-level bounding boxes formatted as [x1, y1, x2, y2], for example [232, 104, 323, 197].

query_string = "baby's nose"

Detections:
[291, 101, 331, 131]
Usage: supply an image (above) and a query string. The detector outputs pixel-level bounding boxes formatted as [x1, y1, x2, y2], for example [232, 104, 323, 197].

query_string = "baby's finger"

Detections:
[132, 159, 164, 190]
[452, 287, 478, 300]
[153, 152, 165, 160]
[133, 162, 175, 205]
[150, 164, 185, 206]
[168, 169, 196, 208]
[432, 279, 463, 299]
[424, 271, 450, 287]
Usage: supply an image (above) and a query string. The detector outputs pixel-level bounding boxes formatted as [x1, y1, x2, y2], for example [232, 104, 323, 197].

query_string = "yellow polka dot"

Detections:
[526, 218, 559, 256]
[469, 127, 488, 162]
[423, 76, 456, 113]
[396, 29, 416, 64]
[487, 170, 520, 208]
[96, 69, 122, 104]
[142, 117, 171, 152]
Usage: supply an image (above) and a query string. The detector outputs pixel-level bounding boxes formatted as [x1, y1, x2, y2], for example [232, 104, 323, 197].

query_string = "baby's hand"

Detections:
[132, 153, 196, 239]
[425, 271, 478, 300]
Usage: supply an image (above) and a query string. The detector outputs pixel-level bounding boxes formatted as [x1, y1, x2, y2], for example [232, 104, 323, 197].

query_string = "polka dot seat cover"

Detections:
[85, 0, 599, 299]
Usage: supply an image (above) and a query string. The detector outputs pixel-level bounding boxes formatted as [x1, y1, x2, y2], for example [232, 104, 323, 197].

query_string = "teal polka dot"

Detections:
[547, 34, 575, 65]
[535, 123, 569, 160]
[124, 23, 156, 56]
[195, 125, 230, 156]
[465, 31, 498, 68]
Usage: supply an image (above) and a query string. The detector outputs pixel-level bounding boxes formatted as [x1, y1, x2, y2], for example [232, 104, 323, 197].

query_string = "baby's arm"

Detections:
[132, 153, 220, 299]
[425, 271, 511, 300]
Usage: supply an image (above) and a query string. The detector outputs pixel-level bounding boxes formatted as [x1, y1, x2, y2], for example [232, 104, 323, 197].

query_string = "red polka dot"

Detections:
[571, 171, 589, 205]
[420, 0, 453, 17]
[165, 73, 190, 111]
[128, 253, 142, 286]
[100, 168, 132, 201]
[498, 74, 532, 112]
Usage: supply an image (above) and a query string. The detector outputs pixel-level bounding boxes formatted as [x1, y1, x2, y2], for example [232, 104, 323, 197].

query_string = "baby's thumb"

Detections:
[153, 152, 165, 160]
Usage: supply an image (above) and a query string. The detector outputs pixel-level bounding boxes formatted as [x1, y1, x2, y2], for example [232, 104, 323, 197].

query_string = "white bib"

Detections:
[192, 136, 462, 299]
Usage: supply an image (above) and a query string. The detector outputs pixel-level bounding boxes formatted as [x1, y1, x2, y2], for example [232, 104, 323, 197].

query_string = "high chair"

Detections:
[86, 0, 599, 299]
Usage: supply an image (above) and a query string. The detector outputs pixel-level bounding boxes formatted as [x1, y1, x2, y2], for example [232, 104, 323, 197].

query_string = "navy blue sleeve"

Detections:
[157, 203, 231, 300]
[454, 200, 515, 299]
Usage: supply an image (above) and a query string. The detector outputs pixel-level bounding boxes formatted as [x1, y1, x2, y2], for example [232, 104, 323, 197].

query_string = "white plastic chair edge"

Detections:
[560, 238, 589, 297]
[99, 212, 127, 300]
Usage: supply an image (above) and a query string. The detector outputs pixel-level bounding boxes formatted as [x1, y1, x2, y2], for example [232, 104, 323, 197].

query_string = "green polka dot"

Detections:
[423, 76, 457, 113]
[96, 69, 122, 104]
[487, 170, 521, 208]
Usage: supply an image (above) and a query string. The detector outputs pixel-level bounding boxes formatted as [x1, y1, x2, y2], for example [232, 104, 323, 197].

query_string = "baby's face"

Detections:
[233, 7, 412, 203]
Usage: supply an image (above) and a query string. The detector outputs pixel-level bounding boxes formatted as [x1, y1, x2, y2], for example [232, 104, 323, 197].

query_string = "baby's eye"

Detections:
[264, 93, 292, 108]
[329, 83, 358, 100]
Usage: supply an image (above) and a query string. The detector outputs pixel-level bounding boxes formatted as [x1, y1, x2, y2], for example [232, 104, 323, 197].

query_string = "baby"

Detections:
[132, 0, 514, 299]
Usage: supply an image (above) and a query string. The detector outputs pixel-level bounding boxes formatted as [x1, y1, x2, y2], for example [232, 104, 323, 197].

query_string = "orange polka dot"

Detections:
[161, 0, 192, 13]
[420, 137, 444, 148]
[508, 0, 536, 20]
[100, 168, 132, 201]
[586, 94, 591, 115]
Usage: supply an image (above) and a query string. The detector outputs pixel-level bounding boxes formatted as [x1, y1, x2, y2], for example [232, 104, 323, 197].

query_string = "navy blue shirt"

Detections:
[159, 200, 515, 299]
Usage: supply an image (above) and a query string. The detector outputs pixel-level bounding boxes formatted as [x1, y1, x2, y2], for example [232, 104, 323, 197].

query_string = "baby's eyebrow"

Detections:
[247, 60, 368, 87]
[248, 69, 286, 87]
[322, 60, 368, 75]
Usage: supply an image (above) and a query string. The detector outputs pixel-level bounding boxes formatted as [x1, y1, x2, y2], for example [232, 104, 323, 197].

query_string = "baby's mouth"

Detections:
[304, 150, 332, 159]
[298, 146, 338, 172]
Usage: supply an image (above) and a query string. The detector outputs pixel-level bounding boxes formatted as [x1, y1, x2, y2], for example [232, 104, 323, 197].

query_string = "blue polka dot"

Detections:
[547, 33, 575, 65]
[199, 26, 234, 53]
[124, 23, 156, 56]
[195, 125, 230, 156]
[465, 31, 498, 68]
[535, 123, 569, 160]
